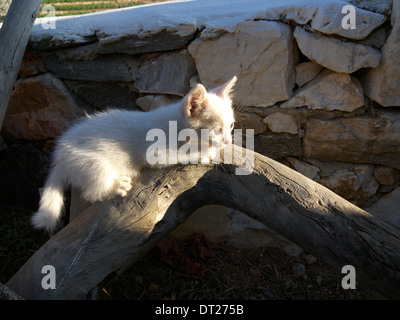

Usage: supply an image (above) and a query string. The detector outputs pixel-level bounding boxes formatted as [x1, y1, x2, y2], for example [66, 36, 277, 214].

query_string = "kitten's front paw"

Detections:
[209, 147, 217, 160]
[115, 176, 133, 197]
[199, 147, 218, 164]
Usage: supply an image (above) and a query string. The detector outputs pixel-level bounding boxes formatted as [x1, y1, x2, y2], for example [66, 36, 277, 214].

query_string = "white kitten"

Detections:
[31, 77, 237, 232]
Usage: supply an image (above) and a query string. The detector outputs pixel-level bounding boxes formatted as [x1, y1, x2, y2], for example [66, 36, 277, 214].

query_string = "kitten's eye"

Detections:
[212, 128, 222, 135]
[230, 123, 234, 130]
[213, 128, 224, 136]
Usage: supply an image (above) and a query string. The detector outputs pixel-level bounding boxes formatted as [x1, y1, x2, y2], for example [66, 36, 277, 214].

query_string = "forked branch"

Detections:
[6, 145, 400, 299]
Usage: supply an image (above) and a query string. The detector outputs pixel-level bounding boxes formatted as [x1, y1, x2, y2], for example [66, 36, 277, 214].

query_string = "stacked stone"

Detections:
[2, 0, 399, 250]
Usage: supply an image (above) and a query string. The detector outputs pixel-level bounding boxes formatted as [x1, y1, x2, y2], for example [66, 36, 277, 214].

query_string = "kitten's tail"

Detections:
[31, 169, 65, 233]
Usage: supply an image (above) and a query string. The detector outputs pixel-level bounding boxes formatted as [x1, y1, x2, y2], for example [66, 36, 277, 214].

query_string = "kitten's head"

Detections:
[184, 76, 237, 146]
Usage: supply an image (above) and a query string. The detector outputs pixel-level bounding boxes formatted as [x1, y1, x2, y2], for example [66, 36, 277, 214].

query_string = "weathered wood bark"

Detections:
[0, 0, 43, 128]
[6, 146, 400, 299]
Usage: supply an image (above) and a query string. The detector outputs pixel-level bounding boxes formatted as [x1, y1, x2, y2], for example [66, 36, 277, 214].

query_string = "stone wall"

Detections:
[1, 0, 399, 254]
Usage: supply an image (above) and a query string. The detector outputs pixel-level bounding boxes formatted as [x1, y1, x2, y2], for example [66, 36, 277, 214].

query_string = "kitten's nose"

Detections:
[223, 136, 232, 145]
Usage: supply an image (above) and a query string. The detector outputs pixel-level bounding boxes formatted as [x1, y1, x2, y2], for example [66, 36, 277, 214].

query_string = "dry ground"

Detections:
[0, 207, 383, 300]
[97, 233, 383, 300]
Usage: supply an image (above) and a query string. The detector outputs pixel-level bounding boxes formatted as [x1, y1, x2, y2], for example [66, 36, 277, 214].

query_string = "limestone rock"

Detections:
[346, 0, 393, 15]
[52, 26, 196, 59]
[294, 27, 381, 73]
[234, 111, 267, 135]
[45, 54, 140, 82]
[2, 73, 85, 141]
[135, 49, 196, 96]
[54, 42, 100, 61]
[255, 132, 302, 160]
[29, 0, 386, 50]
[318, 169, 357, 197]
[358, 24, 389, 49]
[317, 166, 379, 205]
[374, 165, 400, 186]
[353, 164, 380, 200]
[263, 112, 299, 135]
[19, 51, 46, 78]
[286, 157, 320, 180]
[281, 69, 364, 112]
[307, 159, 350, 177]
[30, 3, 198, 51]
[303, 109, 400, 169]
[172, 205, 304, 256]
[188, 20, 295, 107]
[295, 62, 323, 87]
[70, 82, 140, 110]
[97, 26, 196, 55]
[366, 187, 400, 228]
[227, 209, 303, 256]
[361, 0, 400, 106]
[310, 1, 386, 40]
[171, 205, 230, 241]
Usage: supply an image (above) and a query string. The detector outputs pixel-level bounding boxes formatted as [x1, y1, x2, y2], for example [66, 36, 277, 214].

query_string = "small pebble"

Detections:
[304, 254, 317, 265]
[292, 263, 306, 277]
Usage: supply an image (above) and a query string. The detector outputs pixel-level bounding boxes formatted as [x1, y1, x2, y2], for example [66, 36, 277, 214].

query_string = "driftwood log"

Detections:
[6, 145, 400, 299]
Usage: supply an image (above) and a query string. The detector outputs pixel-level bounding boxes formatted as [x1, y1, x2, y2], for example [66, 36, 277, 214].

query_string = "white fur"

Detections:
[32, 77, 237, 232]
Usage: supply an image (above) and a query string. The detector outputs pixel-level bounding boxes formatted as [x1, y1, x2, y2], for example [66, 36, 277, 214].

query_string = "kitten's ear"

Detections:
[210, 76, 237, 100]
[185, 84, 209, 118]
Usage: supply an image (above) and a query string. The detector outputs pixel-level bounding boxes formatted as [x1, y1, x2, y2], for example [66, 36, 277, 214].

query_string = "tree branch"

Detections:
[6, 145, 400, 299]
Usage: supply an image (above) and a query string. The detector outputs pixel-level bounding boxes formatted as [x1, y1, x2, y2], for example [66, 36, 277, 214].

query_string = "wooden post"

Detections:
[0, 0, 43, 128]
[6, 146, 400, 299]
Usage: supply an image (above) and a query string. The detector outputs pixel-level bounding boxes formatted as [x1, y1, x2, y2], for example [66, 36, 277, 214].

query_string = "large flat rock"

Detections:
[294, 27, 381, 74]
[45, 55, 140, 82]
[309, 1, 386, 39]
[366, 187, 400, 228]
[135, 49, 196, 96]
[2, 73, 85, 141]
[361, 0, 400, 106]
[28, 0, 386, 52]
[189, 21, 295, 107]
[303, 109, 400, 169]
[281, 69, 365, 112]
[255, 132, 303, 160]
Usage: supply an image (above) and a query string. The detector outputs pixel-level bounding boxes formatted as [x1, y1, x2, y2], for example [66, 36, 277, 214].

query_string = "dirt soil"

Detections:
[0, 208, 383, 300]
[98, 234, 383, 300]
